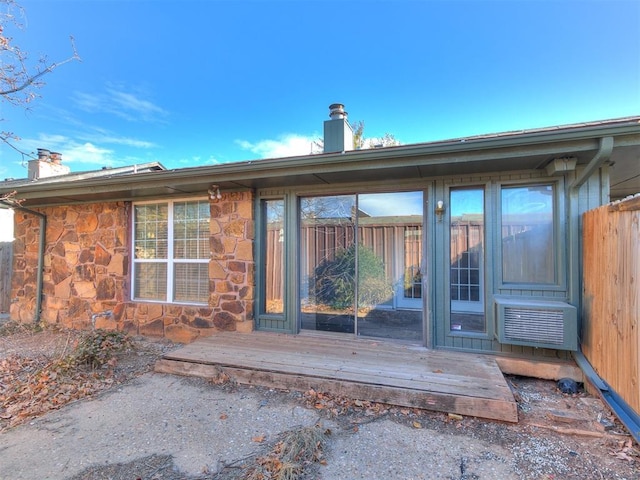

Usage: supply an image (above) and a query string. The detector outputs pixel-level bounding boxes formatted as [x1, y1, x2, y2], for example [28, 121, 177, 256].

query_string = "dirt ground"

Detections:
[0, 323, 638, 479]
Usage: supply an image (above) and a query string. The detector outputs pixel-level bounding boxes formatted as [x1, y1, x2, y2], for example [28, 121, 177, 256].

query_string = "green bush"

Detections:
[313, 244, 392, 309]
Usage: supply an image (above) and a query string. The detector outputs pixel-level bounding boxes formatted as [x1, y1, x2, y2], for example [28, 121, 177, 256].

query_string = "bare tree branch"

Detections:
[0, 190, 24, 206]
[0, 0, 81, 162]
[0, 35, 80, 97]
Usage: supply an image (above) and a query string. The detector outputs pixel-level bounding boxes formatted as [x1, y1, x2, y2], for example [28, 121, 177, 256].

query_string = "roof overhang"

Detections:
[3, 118, 640, 207]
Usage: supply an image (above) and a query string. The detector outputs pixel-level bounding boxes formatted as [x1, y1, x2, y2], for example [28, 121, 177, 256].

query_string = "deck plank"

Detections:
[164, 350, 511, 399]
[156, 332, 518, 422]
[169, 333, 500, 377]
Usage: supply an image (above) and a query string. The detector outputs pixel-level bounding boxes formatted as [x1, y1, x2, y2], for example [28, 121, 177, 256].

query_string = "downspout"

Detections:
[574, 351, 640, 443]
[568, 136, 615, 321]
[10, 204, 46, 326]
[570, 136, 614, 190]
[568, 136, 640, 441]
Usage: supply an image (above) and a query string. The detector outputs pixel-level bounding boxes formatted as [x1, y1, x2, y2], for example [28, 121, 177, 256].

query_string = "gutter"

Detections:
[0, 200, 46, 325]
[574, 351, 640, 443]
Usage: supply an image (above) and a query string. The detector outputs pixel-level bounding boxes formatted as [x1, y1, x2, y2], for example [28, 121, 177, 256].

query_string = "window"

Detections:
[450, 187, 485, 333]
[263, 199, 285, 314]
[501, 184, 555, 284]
[133, 199, 210, 303]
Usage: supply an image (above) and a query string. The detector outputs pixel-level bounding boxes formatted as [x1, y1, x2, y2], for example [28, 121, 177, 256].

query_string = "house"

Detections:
[1, 107, 639, 364]
[0, 150, 166, 321]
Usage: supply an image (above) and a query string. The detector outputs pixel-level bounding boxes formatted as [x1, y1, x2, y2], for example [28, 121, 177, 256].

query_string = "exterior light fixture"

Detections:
[435, 200, 445, 221]
[208, 185, 222, 201]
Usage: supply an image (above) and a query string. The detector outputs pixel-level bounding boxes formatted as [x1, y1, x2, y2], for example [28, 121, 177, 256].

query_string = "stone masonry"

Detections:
[10, 192, 255, 343]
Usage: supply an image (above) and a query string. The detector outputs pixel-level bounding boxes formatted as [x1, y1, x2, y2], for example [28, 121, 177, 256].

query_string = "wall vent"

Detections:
[495, 296, 577, 351]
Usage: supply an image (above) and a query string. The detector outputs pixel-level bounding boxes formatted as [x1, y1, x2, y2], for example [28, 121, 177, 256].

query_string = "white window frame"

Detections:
[131, 197, 210, 304]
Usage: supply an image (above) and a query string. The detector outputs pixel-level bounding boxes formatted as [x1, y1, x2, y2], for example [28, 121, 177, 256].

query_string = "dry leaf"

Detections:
[219, 413, 228, 420]
[252, 434, 266, 443]
[433, 369, 443, 374]
[609, 439, 639, 463]
[609, 451, 635, 462]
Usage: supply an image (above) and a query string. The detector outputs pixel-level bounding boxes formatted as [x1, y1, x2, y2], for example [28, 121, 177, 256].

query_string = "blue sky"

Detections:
[1, 0, 638, 181]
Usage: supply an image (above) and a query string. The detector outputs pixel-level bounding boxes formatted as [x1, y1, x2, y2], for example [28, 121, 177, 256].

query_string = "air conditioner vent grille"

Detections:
[503, 307, 564, 345]
[494, 296, 577, 351]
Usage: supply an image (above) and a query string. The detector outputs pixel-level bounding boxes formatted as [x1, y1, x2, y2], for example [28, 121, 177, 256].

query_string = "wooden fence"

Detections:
[582, 195, 640, 414]
[265, 220, 423, 311]
[0, 242, 12, 314]
[265, 218, 538, 309]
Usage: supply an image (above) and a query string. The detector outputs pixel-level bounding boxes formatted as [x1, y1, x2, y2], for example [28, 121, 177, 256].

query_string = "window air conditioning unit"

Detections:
[494, 296, 577, 351]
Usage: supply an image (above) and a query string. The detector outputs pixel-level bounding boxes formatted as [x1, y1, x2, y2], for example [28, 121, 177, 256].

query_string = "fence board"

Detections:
[0, 242, 12, 314]
[582, 195, 639, 413]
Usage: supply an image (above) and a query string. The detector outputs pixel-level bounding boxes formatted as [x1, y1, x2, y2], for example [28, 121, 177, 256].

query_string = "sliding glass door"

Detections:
[299, 191, 423, 342]
[299, 195, 357, 333]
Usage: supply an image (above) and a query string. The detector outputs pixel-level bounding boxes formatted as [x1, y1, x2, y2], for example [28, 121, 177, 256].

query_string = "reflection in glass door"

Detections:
[396, 225, 423, 309]
[299, 195, 357, 333]
[357, 192, 423, 341]
[449, 188, 486, 333]
[299, 192, 423, 342]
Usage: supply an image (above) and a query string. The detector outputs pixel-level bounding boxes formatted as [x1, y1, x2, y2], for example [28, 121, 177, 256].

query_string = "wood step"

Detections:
[155, 332, 518, 423]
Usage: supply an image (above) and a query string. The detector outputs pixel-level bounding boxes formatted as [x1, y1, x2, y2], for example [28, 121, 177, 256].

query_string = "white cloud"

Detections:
[359, 192, 423, 216]
[176, 155, 202, 166]
[38, 133, 70, 146]
[174, 154, 225, 168]
[205, 155, 224, 165]
[17, 129, 156, 164]
[0, 160, 26, 180]
[236, 134, 319, 158]
[72, 84, 168, 123]
[107, 88, 167, 120]
[84, 133, 156, 149]
[72, 92, 102, 111]
[64, 142, 117, 166]
[2, 128, 160, 178]
[18, 134, 120, 168]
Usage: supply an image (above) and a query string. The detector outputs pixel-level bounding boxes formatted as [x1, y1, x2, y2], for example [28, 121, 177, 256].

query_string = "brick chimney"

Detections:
[323, 103, 354, 153]
[28, 148, 71, 180]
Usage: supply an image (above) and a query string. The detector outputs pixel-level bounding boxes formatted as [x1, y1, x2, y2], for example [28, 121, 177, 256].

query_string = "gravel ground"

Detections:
[0, 325, 638, 479]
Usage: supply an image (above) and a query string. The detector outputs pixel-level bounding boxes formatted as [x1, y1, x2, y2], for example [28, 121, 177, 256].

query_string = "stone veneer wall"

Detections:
[10, 192, 255, 343]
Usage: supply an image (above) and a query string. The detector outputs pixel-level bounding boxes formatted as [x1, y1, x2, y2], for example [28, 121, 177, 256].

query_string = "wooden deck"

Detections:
[155, 332, 518, 423]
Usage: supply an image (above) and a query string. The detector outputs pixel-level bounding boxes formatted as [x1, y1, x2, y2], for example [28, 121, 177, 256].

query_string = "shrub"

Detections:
[67, 329, 132, 370]
[312, 244, 392, 310]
